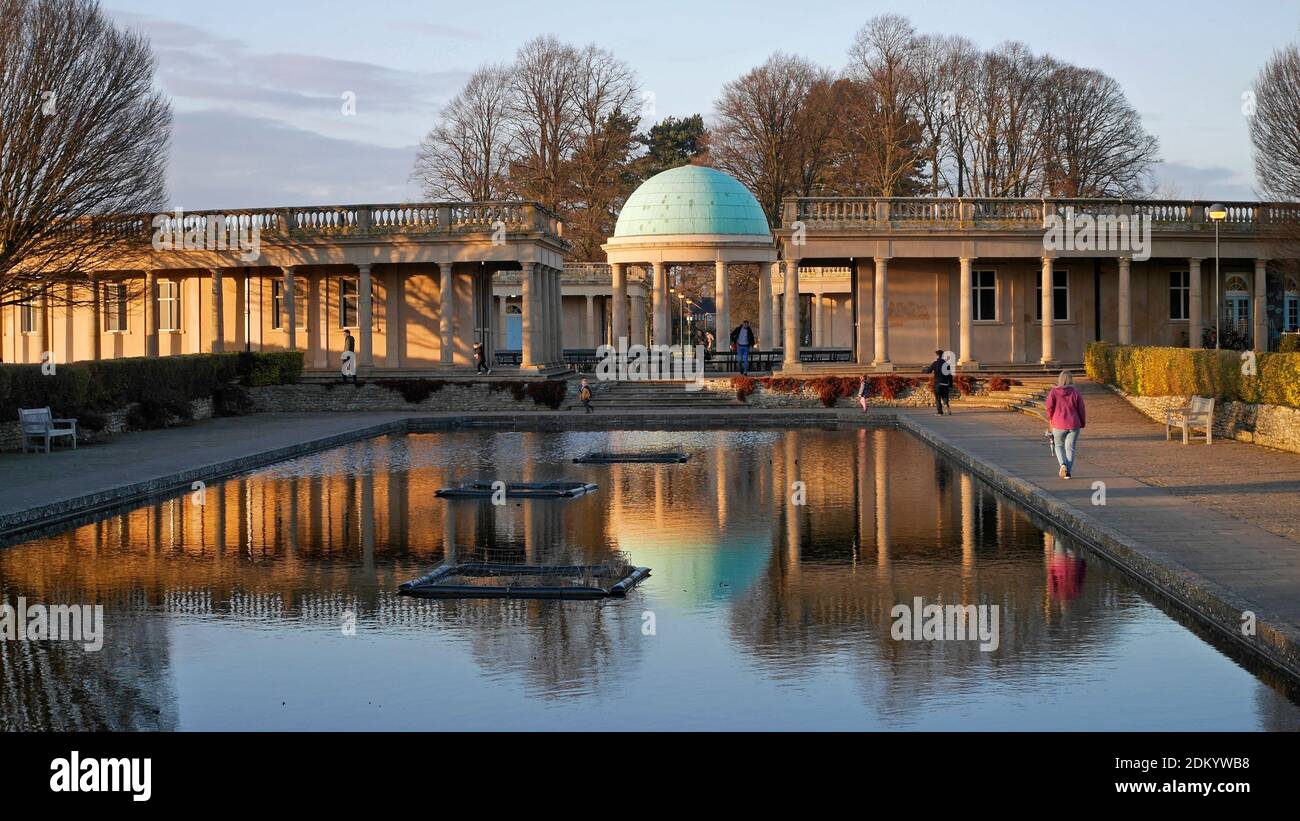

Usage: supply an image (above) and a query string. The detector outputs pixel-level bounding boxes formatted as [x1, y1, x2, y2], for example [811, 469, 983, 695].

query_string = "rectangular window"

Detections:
[1169, 271, 1190, 320]
[104, 283, 128, 332]
[340, 278, 358, 328]
[158, 280, 181, 331]
[19, 289, 38, 334]
[972, 270, 997, 321]
[1036, 269, 1069, 322]
[271, 279, 306, 330]
[1287, 296, 1299, 332]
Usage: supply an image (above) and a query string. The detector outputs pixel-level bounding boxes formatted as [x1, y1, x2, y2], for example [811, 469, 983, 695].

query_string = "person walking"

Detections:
[473, 341, 491, 375]
[1045, 370, 1086, 479]
[578, 378, 594, 414]
[922, 349, 954, 415]
[730, 320, 756, 376]
[857, 374, 870, 413]
[341, 329, 357, 383]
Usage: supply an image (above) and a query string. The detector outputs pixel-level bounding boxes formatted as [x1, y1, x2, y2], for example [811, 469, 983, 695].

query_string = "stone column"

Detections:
[873, 257, 891, 368]
[210, 268, 225, 353]
[89, 274, 102, 360]
[283, 267, 297, 353]
[630, 290, 646, 346]
[1118, 256, 1132, 345]
[812, 291, 824, 348]
[783, 259, 800, 367]
[550, 267, 564, 361]
[714, 259, 729, 352]
[144, 270, 157, 357]
[308, 273, 325, 369]
[1040, 257, 1055, 365]
[611, 263, 627, 346]
[521, 262, 538, 368]
[1188, 258, 1203, 349]
[770, 263, 782, 351]
[757, 262, 772, 350]
[959, 257, 976, 366]
[438, 262, 454, 366]
[358, 263, 373, 368]
[585, 294, 595, 348]
[1254, 258, 1269, 352]
[650, 262, 667, 346]
[386, 268, 403, 368]
[497, 293, 509, 351]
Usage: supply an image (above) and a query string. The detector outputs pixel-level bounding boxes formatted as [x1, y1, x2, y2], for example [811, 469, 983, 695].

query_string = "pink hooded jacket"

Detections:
[1045, 385, 1086, 430]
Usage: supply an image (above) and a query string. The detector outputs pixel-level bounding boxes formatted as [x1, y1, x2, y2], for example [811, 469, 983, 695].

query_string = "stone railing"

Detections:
[86, 201, 567, 246]
[783, 197, 1300, 232]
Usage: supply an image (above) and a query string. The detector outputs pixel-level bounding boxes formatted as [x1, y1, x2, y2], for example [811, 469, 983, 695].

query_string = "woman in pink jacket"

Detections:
[1044, 370, 1086, 479]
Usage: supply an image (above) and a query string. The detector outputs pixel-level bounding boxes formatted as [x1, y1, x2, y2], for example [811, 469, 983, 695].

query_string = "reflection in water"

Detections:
[2, 429, 1298, 730]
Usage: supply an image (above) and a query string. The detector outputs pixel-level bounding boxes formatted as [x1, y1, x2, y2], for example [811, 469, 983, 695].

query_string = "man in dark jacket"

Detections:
[730, 320, 756, 375]
[922, 349, 954, 415]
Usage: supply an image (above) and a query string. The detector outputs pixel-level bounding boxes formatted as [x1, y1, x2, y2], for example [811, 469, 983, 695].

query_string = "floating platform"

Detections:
[398, 562, 651, 600]
[434, 480, 598, 499]
[573, 451, 690, 464]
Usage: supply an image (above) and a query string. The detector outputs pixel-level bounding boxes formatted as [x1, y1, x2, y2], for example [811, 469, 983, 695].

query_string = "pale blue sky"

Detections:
[106, 0, 1300, 209]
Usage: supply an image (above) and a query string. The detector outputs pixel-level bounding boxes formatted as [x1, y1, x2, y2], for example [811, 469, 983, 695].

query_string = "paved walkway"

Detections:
[897, 383, 1300, 679]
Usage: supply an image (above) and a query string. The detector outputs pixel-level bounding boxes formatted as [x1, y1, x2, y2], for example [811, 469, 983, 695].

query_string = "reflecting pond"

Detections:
[3, 428, 1299, 730]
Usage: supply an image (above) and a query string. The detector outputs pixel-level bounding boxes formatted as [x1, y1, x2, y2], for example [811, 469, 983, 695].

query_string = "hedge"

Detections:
[1085, 342, 1300, 410]
[0, 352, 303, 419]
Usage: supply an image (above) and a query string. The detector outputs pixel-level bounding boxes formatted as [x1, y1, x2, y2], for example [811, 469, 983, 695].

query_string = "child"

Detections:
[857, 375, 870, 413]
[578, 379, 593, 414]
[473, 341, 491, 375]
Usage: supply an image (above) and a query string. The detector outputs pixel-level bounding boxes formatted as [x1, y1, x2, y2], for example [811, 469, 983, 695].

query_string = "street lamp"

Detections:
[1208, 203, 1227, 349]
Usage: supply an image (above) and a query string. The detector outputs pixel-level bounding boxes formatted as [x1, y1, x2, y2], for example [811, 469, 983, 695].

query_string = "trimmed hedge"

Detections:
[0, 352, 303, 420]
[1086, 342, 1300, 410]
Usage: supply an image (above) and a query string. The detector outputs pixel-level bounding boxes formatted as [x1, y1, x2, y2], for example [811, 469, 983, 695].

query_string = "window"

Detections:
[972, 270, 997, 321]
[158, 280, 181, 331]
[271, 279, 306, 330]
[1223, 276, 1250, 335]
[19, 289, 38, 334]
[1286, 279, 1299, 333]
[340, 278, 358, 328]
[1169, 270, 1190, 321]
[104, 283, 128, 332]
[1036, 269, 1069, 322]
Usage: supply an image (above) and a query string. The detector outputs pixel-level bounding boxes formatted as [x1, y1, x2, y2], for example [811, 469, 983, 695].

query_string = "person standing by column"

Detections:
[342, 329, 357, 384]
[1045, 370, 1086, 479]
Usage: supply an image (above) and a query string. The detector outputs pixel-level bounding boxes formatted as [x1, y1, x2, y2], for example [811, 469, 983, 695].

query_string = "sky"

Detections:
[106, 0, 1300, 211]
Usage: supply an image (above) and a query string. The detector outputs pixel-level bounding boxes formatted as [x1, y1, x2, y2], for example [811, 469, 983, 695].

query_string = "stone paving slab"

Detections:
[895, 385, 1300, 682]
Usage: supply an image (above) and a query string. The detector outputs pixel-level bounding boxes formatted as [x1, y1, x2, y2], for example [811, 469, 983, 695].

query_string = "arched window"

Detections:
[1223, 276, 1250, 337]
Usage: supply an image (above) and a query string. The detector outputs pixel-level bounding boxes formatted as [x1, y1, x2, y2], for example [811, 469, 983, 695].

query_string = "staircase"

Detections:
[567, 380, 745, 411]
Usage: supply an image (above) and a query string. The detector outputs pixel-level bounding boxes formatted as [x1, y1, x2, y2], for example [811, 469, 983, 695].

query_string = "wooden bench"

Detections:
[1166, 396, 1214, 445]
[19, 407, 78, 453]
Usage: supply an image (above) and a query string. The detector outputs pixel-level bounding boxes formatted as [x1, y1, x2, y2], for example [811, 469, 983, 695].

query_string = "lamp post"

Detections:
[1208, 203, 1227, 349]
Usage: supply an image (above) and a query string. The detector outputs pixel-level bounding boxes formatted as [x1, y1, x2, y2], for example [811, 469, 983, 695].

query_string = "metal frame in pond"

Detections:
[397, 563, 651, 600]
[573, 452, 690, 464]
[434, 481, 598, 499]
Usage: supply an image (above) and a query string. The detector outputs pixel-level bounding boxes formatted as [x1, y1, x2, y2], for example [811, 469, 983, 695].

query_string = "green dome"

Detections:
[614, 165, 771, 238]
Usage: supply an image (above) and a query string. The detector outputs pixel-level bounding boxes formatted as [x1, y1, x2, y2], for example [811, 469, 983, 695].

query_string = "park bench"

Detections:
[18, 407, 78, 453]
[1165, 396, 1214, 445]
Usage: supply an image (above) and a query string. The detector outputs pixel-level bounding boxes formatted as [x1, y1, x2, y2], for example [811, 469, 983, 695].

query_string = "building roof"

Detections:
[613, 165, 771, 238]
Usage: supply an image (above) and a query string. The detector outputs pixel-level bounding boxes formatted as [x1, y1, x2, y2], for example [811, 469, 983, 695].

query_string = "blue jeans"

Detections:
[1052, 428, 1080, 473]
[736, 344, 751, 373]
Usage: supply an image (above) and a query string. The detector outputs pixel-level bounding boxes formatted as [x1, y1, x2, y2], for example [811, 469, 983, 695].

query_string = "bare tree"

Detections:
[413, 64, 513, 201]
[846, 15, 926, 196]
[564, 44, 640, 260]
[1250, 43, 1300, 271]
[711, 52, 827, 225]
[0, 0, 171, 309]
[1041, 64, 1158, 197]
[507, 35, 581, 212]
